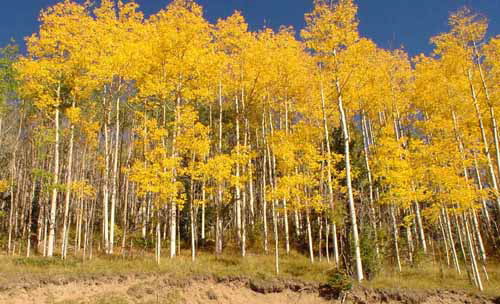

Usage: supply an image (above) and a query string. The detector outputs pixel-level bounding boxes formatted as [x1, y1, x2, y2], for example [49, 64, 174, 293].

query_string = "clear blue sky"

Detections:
[1, 0, 499, 56]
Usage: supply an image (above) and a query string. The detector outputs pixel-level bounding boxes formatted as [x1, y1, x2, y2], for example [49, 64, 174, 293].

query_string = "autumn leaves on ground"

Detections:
[0, 0, 500, 303]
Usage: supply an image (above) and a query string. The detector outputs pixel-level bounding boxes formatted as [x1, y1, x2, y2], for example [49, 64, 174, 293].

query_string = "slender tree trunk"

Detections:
[156, 211, 161, 265]
[61, 101, 76, 259]
[121, 178, 130, 255]
[453, 110, 497, 236]
[283, 198, 290, 255]
[439, 215, 451, 267]
[334, 70, 363, 281]
[272, 199, 279, 274]
[7, 184, 15, 255]
[170, 96, 181, 258]
[454, 213, 468, 268]
[109, 97, 121, 254]
[169, 200, 177, 258]
[470, 210, 489, 281]
[214, 81, 224, 256]
[76, 198, 82, 252]
[318, 216, 323, 262]
[443, 208, 461, 274]
[467, 70, 500, 216]
[464, 213, 483, 291]
[405, 214, 414, 264]
[361, 111, 379, 258]
[472, 154, 496, 235]
[248, 160, 255, 227]
[47, 106, 61, 258]
[325, 217, 330, 263]
[390, 205, 402, 272]
[319, 77, 341, 265]
[201, 181, 206, 240]
[103, 99, 111, 254]
[242, 190, 247, 257]
[190, 179, 196, 261]
[473, 41, 500, 218]
[43, 205, 48, 257]
[294, 210, 300, 237]
[7, 146, 20, 255]
[30, 181, 41, 255]
[261, 115, 269, 254]
[176, 208, 181, 255]
[306, 207, 314, 263]
[235, 95, 243, 254]
[413, 199, 427, 254]
[216, 184, 223, 255]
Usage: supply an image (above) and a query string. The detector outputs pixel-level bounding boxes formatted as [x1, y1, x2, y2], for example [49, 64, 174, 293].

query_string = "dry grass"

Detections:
[365, 260, 500, 297]
[0, 250, 331, 284]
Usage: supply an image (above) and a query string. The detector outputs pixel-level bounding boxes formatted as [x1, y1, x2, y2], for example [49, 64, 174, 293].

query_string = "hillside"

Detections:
[1, 254, 498, 304]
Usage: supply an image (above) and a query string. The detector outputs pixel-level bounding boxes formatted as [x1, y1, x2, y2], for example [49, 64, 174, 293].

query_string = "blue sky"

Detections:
[1, 0, 499, 56]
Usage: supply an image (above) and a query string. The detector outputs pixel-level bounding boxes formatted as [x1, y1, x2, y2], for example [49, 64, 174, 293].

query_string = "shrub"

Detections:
[360, 226, 381, 280]
[320, 268, 353, 299]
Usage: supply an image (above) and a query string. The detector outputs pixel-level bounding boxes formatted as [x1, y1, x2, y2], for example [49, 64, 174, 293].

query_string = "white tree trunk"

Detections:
[235, 96, 242, 252]
[109, 97, 120, 254]
[464, 214, 483, 291]
[190, 190, 196, 261]
[170, 202, 176, 258]
[390, 206, 402, 272]
[201, 182, 206, 240]
[61, 108, 75, 259]
[414, 200, 427, 254]
[283, 199, 290, 255]
[47, 106, 60, 257]
[156, 214, 161, 265]
[272, 200, 279, 274]
[443, 208, 461, 274]
[103, 109, 111, 254]
[306, 208, 314, 263]
[468, 70, 500, 216]
[335, 76, 363, 281]
[439, 215, 451, 267]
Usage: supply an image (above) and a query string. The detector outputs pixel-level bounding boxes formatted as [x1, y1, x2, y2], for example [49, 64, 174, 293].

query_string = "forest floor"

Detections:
[0, 251, 499, 304]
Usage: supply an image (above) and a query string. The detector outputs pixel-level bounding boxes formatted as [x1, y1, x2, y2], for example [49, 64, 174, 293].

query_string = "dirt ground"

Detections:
[0, 273, 497, 304]
[0, 274, 327, 304]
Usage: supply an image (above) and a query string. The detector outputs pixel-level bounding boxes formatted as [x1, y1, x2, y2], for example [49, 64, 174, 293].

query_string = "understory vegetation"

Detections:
[1, 253, 499, 297]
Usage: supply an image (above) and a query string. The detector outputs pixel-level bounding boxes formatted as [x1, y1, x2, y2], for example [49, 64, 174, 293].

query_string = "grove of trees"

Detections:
[0, 0, 499, 291]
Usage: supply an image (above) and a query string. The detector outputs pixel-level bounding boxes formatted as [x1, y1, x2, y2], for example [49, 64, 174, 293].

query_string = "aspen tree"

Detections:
[176, 105, 210, 261]
[214, 11, 253, 256]
[16, 0, 93, 257]
[302, 0, 364, 281]
[129, 115, 182, 264]
[432, 8, 500, 218]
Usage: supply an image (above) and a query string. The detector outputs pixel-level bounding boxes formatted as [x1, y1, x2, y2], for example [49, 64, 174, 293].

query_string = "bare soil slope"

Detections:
[0, 273, 497, 304]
